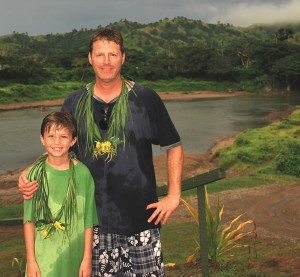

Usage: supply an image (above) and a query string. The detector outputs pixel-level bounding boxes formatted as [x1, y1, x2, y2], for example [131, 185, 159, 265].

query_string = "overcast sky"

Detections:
[0, 0, 299, 36]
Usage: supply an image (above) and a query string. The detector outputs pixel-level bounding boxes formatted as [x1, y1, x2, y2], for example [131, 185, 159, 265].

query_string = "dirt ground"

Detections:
[1, 92, 300, 275]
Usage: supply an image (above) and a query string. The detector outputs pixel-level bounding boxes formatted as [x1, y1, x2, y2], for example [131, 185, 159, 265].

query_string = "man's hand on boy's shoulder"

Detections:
[18, 169, 38, 200]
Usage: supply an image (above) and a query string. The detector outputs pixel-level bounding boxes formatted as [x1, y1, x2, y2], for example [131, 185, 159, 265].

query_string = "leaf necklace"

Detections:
[28, 153, 77, 240]
[75, 77, 133, 161]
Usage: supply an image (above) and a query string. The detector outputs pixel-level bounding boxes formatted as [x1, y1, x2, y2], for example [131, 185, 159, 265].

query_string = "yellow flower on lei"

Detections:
[54, 220, 65, 231]
[41, 228, 49, 238]
[39, 220, 66, 239]
[93, 139, 119, 161]
[95, 141, 112, 154]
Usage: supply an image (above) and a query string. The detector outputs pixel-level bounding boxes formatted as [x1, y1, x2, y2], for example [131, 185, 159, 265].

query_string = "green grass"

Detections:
[0, 236, 25, 277]
[0, 78, 253, 105]
[181, 172, 299, 198]
[161, 222, 199, 264]
[0, 205, 23, 220]
[0, 81, 84, 104]
[139, 77, 239, 93]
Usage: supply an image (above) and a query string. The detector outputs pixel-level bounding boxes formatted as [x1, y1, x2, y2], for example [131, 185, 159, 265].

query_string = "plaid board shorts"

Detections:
[92, 227, 164, 277]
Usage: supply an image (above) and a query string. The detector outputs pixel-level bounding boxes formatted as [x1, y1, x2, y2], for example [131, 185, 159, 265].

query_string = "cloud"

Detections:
[207, 0, 300, 26]
[0, 0, 298, 36]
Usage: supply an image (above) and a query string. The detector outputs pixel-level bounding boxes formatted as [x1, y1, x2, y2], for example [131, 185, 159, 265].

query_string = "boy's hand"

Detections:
[18, 169, 38, 200]
[26, 260, 41, 277]
[79, 258, 92, 277]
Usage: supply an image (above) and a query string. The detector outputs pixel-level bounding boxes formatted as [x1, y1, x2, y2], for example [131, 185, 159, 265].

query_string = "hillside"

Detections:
[1, 16, 300, 98]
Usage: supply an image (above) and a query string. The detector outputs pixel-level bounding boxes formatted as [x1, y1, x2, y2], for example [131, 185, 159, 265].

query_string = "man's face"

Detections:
[88, 39, 125, 83]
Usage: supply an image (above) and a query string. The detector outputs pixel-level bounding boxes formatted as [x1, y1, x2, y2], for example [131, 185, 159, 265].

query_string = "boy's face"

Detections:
[40, 125, 76, 159]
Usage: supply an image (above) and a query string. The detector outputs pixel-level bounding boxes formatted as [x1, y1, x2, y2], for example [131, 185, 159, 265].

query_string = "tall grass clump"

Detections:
[181, 188, 256, 263]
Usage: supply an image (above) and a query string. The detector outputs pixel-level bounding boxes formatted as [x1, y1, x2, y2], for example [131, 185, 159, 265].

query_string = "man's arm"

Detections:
[18, 168, 38, 200]
[79, 227, 93, 277]
[24, 221, 41, 277]
[147, 144, 184, 224]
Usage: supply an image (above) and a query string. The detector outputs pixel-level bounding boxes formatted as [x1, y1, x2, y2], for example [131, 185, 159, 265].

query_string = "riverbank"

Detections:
[0, 90, 250, 111]
[0, 89, 284, 197]
[0, 90, 247, 190]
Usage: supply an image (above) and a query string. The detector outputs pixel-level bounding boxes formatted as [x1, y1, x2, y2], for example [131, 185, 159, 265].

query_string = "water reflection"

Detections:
[1, 93, 300, 174]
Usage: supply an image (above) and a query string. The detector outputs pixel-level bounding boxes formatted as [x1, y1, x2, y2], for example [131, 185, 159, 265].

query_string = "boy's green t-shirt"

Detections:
[23, 161, 98, 277]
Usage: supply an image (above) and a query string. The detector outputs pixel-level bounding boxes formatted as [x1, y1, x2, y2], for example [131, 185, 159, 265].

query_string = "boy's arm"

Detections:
[79, 227, 93, 277]
[24, 222, 41, 277]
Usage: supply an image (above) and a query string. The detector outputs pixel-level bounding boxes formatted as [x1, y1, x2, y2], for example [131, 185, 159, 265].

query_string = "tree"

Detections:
[275, 28, 294, 42]
[205, 53, 236, 81]
[270, 53, 300, 92]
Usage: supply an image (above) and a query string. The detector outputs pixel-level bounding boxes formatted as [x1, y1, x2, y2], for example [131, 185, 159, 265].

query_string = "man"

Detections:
[19, 28, 183, 276]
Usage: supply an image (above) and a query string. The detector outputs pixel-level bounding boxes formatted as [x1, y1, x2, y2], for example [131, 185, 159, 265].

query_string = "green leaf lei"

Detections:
[75, 77, 133, 161]
[27, 153, 77, 240]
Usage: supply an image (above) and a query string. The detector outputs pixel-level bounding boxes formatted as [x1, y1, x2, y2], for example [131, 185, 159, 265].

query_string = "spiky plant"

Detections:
[181, 188, 256, 263]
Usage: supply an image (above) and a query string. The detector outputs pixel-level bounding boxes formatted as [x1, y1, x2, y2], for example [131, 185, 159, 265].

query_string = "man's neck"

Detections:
[94, 78, 122, 103]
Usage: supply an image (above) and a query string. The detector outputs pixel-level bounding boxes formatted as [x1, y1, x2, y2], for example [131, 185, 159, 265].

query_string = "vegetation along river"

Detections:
[1, 93, 300, 174]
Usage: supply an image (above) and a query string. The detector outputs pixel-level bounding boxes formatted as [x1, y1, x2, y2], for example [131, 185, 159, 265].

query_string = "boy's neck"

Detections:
[46, 155, 70, 170]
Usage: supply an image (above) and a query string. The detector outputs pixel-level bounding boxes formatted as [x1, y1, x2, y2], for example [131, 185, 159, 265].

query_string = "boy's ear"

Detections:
[40, 135, 45, 146]
[71, 137, 77, 147]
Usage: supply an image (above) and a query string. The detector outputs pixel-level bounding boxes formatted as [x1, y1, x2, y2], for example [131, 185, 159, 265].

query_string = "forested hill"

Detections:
[1, 16, 300, 92]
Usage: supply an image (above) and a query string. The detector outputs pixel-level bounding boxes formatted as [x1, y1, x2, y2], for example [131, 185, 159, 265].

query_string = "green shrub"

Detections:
[272, 120, 292, 129]
[275, 140, 300, 177]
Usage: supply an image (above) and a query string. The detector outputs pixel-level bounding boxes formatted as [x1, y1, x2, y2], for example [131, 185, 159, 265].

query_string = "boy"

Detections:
[23, 111, 98, 277]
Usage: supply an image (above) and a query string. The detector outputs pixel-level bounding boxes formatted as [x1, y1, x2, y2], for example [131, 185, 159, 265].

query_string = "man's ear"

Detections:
[88, 52, 92, 65]
[122, 52, 126, 65]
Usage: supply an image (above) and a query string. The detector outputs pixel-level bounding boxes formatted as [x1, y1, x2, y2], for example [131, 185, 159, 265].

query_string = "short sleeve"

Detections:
[83, 170, 98, 228]
[138, 86, 181, 150]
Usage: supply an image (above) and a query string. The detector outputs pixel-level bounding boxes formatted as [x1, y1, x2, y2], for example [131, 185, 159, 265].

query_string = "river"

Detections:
[1, 93, 300, 174]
